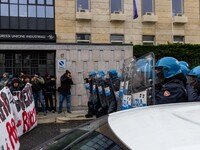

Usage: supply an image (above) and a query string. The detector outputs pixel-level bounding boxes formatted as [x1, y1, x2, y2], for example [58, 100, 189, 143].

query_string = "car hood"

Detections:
[108, 102, 200, 150]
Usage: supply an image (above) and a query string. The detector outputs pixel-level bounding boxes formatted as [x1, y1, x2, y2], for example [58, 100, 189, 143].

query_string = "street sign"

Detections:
[57, 59, 66, 71]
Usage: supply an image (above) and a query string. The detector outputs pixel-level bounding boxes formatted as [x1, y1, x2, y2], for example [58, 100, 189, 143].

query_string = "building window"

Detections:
[76, 0, 90, 12]
[0, 0, 55, 30]
[28, 0, 36, 4]
[142, 35, 155, 45]
[110, 34, 124, 44]
[110, 0, 123, 13]
[28, 5, 36, 17]
[76, 34, 91, 43]
[0, 3, 9, 16]
[19, 4, 27, 17]
[0, 50, 55, 76]
[46, 0, 53, 5]
[1, 0, 8, 2]
[37, 5, 45, 18]
[10, 0, 18, 3]
[172, 0, 183, 16]
[173, 36, 184, 43]
[10, 4, 18, 16]
[142, 0, 154, 15]
[38, 0, 44, 5]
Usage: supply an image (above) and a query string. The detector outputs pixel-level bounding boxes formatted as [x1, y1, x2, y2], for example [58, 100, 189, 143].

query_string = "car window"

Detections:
[33, 116, 128, 150]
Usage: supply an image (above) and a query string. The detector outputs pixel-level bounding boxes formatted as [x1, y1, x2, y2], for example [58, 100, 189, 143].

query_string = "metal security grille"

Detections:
[0, 50, 55, 77]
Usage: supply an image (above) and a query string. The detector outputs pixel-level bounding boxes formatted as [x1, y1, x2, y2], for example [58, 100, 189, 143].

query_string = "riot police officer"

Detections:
[186, 66, 200, 102]
[155, 57, 187, 104]
[85, 71, 98, 118]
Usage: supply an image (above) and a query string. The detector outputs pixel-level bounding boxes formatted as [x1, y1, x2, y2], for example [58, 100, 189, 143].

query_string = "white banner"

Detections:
[0, 87, 20, 150]
[11, 83, 37, 137]
[0, 83, 37, 150]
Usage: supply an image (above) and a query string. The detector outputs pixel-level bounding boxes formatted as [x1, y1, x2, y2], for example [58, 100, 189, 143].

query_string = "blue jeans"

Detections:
[33, 90, 46, 113]
[59, 93, 71, 112]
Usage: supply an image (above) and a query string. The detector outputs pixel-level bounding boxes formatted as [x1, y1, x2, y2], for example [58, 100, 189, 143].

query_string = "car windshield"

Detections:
[33, 115, 128, 150]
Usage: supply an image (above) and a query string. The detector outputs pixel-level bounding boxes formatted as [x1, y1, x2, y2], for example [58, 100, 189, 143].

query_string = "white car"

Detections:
[33, 102, 200, 150]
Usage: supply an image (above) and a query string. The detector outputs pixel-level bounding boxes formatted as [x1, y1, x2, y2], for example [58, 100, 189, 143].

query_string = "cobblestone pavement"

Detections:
[19, 121, 90, 150]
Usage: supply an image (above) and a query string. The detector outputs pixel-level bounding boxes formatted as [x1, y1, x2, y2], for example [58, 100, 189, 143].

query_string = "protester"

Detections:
[186, 66, 200, 101]
[24, 74, 31, 84]
[9, 77, 22, 94]
[155, 57, 187, 104]
[31, 72, 46, 115]
[43, 73, 56, 113]
[0, 72, 9, 90]
[58, 70, 73, 114]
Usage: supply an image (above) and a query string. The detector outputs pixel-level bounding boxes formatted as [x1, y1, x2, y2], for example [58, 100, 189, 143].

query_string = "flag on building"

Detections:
[133, 0, 138, 19]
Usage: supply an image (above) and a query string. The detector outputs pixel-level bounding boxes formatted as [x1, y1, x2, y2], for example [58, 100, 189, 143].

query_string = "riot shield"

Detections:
[119, 57, 135, 98]
[107, 69, 121, 111]
[103, 74, 117, 114]
[83, 73, 90, 98]
[131, 52, 155, 108]
[95, 73, 108, 118]
[120, 57, 136, 110]
[83, 72, 99, 118]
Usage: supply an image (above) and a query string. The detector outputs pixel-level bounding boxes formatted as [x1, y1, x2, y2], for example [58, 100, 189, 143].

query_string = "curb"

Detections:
[37, 110, 95, 124]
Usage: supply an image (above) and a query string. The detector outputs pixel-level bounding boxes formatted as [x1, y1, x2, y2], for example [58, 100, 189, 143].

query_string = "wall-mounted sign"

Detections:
[0, 31, 56, 42]
[57, 59, 66, 71]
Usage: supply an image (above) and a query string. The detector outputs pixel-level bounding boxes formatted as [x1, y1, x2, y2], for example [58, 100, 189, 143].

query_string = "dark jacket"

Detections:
[43, 77, 56, 93]
[31, 77, 45, 92]
[60, 73, 73, 95]
[186, 84, 200, 102]
[155, 78, 187, 104]
[9, 78, 23, 94]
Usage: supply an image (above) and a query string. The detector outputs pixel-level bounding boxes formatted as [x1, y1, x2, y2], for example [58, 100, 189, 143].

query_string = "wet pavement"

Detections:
[19, 110, 95, 150]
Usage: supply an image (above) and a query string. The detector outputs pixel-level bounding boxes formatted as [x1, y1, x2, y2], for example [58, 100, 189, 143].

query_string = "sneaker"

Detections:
[67, 110, 72, 113]
[52, 110, 55, 113]
[43, 112, 47, 116]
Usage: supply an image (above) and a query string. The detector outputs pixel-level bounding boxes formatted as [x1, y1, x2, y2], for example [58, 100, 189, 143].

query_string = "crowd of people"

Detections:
[0, 71, 56, 116]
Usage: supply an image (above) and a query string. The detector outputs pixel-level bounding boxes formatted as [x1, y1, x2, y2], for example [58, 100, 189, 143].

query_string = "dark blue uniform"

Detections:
[155, 79, 187, 104]
[186, 84, 200, 101]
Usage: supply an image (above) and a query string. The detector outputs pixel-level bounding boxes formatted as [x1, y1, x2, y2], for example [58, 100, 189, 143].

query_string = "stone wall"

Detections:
[55, 44, 133, 108]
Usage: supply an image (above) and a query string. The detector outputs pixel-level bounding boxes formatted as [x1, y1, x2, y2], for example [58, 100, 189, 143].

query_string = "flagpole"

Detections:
[171, 0, 174, 43]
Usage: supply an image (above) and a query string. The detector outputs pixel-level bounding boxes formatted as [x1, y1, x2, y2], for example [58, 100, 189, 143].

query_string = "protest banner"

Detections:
[11, 83, 37, 137]
[0, 83, 37, 150]
[0, 87, 20, 150]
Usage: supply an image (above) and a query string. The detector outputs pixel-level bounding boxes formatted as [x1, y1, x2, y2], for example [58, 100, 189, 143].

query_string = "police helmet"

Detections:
[155, 57, 182, 79]
[180, 64, 190, 77]
[98, 70, 105, 77]
[96, 70, 105, 79]
[108, 69, 118, 79]
[188, 66, 200, 81]
[89, 71, 96, 76]
[179, 61, 189, 69]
